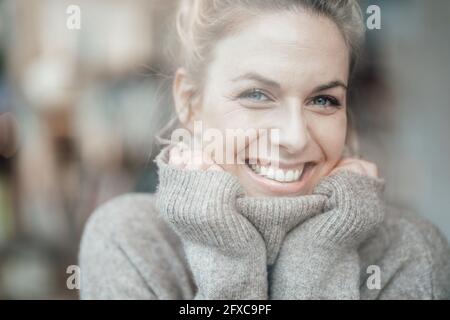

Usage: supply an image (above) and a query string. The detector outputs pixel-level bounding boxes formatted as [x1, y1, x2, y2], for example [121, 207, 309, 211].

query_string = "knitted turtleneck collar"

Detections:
[155, 145, 330, 264]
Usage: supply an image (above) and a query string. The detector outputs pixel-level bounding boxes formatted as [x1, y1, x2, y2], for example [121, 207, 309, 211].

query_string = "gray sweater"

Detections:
[79, 148, 450, 299]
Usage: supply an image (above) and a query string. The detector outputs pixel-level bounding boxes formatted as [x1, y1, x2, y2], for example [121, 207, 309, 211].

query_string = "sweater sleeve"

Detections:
[373, 213, 450, 300]
[78, 196, 160, 300]
[156, 159, 268, 300]
[423, 223, 450, 299]
[270, 170, 386, 299]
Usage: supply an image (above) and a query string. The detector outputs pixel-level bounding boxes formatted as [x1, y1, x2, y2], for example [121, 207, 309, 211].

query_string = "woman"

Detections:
[79, 0, 450, 299]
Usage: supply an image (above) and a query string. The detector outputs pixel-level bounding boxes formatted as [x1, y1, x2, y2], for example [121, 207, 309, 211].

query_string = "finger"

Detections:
[352, 159, 378, 178]
[330, 163, 363, 176]
[180, 146, 192, 164]
[185, 150, 205, 171]
[207, 164, 224, 171]
[364, 162, 379, 178]
[169, 146, 185, 168]
[336, 157, 355, 166]
[332, 160, 379, 179]
[177, 141, 190, 154]
[202, 149, 217, 167]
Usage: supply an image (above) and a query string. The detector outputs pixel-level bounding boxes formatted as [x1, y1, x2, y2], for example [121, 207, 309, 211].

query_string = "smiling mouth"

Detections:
[245, 160, 312, 183]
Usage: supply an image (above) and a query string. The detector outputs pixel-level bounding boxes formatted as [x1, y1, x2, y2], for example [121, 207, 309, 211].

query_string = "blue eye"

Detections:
[311, 95, 341, 108]
[240, 89, 272, 102]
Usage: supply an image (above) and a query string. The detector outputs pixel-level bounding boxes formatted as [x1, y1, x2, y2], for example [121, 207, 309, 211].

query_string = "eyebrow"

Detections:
[312, 80, 348, 93]
[232, 72, 281, 89]
[232, 72, 348, 93]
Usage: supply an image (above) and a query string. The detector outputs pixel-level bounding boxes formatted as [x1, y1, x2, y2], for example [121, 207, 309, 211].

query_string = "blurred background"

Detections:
[0, 0, 449, 299]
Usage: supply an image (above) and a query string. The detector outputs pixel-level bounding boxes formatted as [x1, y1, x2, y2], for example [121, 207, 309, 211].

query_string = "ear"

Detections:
[173, 68, 200, 128]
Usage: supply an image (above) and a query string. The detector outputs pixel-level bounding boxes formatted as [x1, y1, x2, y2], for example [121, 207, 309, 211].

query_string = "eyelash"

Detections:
[237, 88, 273, 102]
[237, 88, 341, 110]
[309, 95, 342, 109]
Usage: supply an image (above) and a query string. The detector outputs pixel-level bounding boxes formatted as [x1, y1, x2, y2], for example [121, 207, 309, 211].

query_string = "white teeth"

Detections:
[285, 170, 294, 182]
[248, 162, 306, 183]
[275, 169, 284, 181]
[266, 167, 275, 180]
[260, 166, 267, 175]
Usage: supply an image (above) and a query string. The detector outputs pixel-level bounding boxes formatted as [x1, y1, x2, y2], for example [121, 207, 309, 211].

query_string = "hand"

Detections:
[158, 142, 263, 253]
[270, 160, 385, 299]
[157, 143, 269, 299]
[168, 142, 223, 172]
[329, 157, 379, 179]
[306, 158, 386, 248]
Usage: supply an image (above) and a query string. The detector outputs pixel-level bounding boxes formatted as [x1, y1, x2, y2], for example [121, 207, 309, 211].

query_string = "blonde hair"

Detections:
[169, 0, 365, 156]
[175, 0, 365, 87]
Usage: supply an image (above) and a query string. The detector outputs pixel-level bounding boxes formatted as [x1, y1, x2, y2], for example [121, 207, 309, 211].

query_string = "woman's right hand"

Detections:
[157, 143, 264, 253]
[157, 143, 269, 299]
[168, 142, 223, 172]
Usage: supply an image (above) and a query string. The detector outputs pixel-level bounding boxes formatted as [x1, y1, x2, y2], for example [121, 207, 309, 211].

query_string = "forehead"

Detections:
[208, 11, 350, 87]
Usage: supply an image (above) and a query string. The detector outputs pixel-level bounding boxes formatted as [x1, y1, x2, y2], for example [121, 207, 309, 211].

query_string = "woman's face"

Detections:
[177, 11, 350, 197]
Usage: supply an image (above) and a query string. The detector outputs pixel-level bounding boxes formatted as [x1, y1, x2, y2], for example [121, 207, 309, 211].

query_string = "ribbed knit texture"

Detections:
[237, 195, 326, 264]
[156, 147, 268, 299]
[79, 146, 450, 300]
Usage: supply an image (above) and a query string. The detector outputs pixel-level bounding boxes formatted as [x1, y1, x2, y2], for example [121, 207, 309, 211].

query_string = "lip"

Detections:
[243, 162, 315, 196]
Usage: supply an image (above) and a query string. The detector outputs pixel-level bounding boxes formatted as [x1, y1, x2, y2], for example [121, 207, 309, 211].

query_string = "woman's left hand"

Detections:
[329, 157, 379, 179]
[306, 157, 385, 248]
[270, 158, 386, 299]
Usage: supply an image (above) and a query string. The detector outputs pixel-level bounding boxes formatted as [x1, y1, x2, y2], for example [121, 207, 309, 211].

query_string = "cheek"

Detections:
[308, 111, 347, 161]
[197, 95, 258, 162]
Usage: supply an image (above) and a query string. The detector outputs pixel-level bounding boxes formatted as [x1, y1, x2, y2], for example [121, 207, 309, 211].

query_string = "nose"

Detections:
[277, 102, 310, 154]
